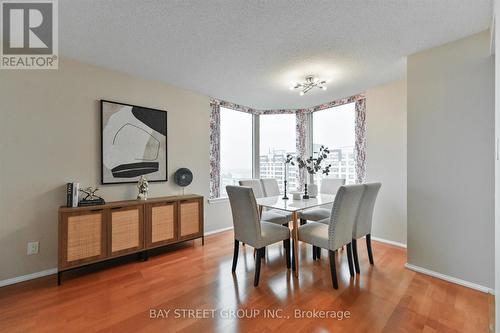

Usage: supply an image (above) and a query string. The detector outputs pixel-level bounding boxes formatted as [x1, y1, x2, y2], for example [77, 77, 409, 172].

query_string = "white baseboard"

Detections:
[0, 268, 58, 288]
[0, 228, 236, 288]
[405, 263, 494, 294]
[204, 226, 233, 236]
[370, 236, 407, 249]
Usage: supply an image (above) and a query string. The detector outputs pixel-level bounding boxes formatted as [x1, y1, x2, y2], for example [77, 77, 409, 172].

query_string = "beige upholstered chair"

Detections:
[298, 178, 346, 223]
[261, 178, 281, 196]
[351, 182, 381, 274]
[226, 186, 291, 286]
[298, 184, 365, 289]
[239, 179, 291, 225]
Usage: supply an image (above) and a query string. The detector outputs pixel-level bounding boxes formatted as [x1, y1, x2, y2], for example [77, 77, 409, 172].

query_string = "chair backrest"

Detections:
[226, 186, 262, 247]
[320, 178, 345, 194]
[353, 182, 382, 239]
[327, 184, 365, 250]
[238, 179, 265, 198]
[261, 178, 280, 196]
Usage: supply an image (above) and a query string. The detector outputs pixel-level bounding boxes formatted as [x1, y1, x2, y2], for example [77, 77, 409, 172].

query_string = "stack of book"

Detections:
[66, 183, 79, 208]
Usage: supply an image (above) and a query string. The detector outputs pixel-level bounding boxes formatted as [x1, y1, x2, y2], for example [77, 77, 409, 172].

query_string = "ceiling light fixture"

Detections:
[289, 75, 327, 96]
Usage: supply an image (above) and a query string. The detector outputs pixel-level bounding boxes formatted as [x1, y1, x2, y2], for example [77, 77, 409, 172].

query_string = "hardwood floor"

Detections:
[0, 231, 493, 333]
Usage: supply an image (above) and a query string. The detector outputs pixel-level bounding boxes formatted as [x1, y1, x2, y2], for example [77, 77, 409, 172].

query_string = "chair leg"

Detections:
[254, 248, 263, 286]
[316, 247, 321, 259]
[232, 240, 239, 272]
[284, 239, 291, 269]
[312, 245, 317, 260]
[300, 218, 307, 225]
[366, 234, 374, 265]
[352, 239, 360, 274]
[346, 243, 354, 277]
[329, 250, 338, 289]
[261, 247, 266, 258]
[291, 239, 296, 271]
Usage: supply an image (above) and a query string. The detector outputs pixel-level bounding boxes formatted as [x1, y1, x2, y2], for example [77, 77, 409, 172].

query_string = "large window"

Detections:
[213, 98, 362, 199]
[219, 107, 253, 197]
[312, 102, 355, 184]
[259, 114, 297, 192]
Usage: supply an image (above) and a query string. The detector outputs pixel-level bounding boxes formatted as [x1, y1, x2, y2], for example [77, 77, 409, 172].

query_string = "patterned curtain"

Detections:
[354, 97, 367, 184]
[209, 99, 221, 199]
[296, 110, 308, 191]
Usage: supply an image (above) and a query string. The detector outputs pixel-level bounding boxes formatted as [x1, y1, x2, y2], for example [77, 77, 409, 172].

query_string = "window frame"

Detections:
[310, 102, 357, 185]
[218, 107, 255, 198]
[217, 110, 297, 198]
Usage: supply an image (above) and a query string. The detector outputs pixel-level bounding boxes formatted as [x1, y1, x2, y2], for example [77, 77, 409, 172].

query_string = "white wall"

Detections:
[407, 30, 494, 289]
[0, 58, 230, 281]
[494, 0, 499, 330]
[366, 80, 407, 245]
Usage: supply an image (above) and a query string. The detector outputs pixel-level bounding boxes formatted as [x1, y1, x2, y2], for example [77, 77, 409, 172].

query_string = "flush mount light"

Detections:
[289, 75, 327, 95]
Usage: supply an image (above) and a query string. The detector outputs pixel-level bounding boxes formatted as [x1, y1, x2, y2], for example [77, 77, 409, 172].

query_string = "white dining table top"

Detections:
[255, 194, 336, 212]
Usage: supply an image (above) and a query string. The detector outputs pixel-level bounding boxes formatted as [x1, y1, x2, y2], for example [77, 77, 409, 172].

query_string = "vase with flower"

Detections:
[296, 145, 332, 199]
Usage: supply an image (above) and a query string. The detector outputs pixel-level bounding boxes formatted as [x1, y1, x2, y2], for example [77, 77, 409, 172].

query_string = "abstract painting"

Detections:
[101, 100, 167, 184]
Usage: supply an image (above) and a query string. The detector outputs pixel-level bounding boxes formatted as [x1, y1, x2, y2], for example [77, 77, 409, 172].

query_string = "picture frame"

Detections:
[100, 100, 168, 184]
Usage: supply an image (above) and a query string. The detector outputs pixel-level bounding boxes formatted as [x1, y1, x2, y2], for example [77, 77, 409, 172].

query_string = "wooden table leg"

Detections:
[292, 211, 299, 278]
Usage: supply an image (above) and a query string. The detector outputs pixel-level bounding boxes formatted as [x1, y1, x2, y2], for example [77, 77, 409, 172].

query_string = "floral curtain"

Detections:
[208, 94, 366, 198]
[354, 97, 366, 184]
[295, 110, 308, 191]
[209, 99, 221, 199]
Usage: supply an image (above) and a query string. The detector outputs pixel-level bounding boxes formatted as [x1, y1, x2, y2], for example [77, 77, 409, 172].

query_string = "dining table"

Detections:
[255, 194, 337, 278]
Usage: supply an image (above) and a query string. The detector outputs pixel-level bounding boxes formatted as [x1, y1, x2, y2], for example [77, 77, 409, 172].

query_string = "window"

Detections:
[259, 114, 297, 192]
[219, 107, 253, 197]
[209, 96, 365, 199]
[312, 102, 356, 184]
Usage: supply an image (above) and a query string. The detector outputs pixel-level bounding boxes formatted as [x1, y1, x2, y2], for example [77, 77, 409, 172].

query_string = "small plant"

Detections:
[295, 145, 332, 176]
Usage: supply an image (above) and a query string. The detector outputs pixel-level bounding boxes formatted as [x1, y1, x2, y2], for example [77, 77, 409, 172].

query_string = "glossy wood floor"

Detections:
[0, 231, 493, 333]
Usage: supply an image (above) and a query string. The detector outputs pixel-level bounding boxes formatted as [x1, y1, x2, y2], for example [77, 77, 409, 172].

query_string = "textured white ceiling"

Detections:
[60, 0, 492, 109]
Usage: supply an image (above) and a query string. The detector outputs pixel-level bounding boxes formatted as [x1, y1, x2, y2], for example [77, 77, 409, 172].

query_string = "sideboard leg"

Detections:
[57, 271, 61, 286]
[202, 236, 205, 246]
[143, 250, 148, 262]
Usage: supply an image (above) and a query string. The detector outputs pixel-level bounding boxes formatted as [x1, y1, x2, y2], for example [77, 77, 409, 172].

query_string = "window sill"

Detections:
[208, 197, 229, 204]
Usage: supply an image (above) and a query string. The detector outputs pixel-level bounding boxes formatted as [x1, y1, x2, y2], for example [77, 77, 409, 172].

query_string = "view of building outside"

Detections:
[312, 102, 356, 185]
[259, 150, 298, 192]
[259, 114, 298, 192]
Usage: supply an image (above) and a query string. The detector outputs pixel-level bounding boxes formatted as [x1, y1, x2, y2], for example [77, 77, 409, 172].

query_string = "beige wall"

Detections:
[0, 58, 234, 281]
[407, 30, 494, 288]
[366, 79, 407, 245]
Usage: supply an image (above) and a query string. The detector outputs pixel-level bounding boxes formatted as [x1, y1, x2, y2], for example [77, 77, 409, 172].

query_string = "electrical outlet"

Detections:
[27, 241, 39, 255]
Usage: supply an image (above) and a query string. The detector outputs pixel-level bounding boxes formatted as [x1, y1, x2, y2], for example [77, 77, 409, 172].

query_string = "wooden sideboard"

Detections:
[58, 194, 204, 284]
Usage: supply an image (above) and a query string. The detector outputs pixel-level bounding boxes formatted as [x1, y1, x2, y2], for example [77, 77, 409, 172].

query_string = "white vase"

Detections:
[308, 184, 318, 198]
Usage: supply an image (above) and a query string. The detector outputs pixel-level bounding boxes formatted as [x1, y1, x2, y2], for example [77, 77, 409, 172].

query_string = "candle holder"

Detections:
[302, 183, 310, 199]
[282, 158, 291, 200]
[282, 180, 289, 200]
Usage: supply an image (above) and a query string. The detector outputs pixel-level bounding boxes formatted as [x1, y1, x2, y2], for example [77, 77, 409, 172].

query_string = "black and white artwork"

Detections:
[101, 100, 167, 184]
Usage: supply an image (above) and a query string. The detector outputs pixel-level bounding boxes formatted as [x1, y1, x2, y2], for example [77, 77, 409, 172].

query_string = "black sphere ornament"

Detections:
[174, 168, 193, 187]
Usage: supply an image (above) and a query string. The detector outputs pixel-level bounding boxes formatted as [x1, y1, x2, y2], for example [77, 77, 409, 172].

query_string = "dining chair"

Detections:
[261, 178, 281, 196]
[299, 178, 346, 259]
[239, 179, 291, 225]
[351, 182, 382, 274]
[298, 184, 365, 289]
[298, 178, 346, 223]
[226, 186, 291, 286]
